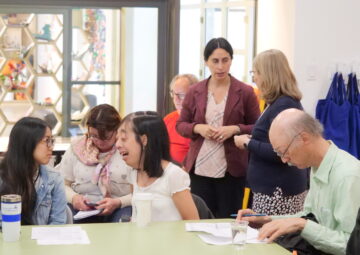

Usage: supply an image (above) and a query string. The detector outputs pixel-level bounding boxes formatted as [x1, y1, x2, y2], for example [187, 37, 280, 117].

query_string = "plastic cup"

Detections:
[134, 193, 153, 227]
[1, 194, 21, 242]
[231, 220, 248, 249]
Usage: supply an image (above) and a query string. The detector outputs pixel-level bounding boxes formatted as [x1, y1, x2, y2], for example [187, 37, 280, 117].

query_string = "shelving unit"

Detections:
[0, 12, 91, 136]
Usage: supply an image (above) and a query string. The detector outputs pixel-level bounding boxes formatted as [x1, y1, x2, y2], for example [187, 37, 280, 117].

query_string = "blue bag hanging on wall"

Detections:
[316, 72, 351, 151]
[347, 73, 360, 158]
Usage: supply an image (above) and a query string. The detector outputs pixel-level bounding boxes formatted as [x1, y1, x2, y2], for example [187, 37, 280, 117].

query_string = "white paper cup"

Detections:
[1, 194, 21, 242]
[134, 193, 153, 227]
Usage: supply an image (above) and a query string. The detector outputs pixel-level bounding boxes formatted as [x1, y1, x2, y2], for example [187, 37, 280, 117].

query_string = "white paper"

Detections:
[31, 226, 90, 245]
[198, 233, 232, 245]
[73, 209, 102, 220]
[185, 222, 267, 245]
[185, 222, 232, 237]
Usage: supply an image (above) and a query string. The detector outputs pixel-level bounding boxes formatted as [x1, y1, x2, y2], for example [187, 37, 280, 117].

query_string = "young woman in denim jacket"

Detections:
[0, 117, 67, 225]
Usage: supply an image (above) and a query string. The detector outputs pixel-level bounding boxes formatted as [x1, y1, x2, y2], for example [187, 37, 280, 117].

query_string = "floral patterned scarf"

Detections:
[72, 135, 116, 197]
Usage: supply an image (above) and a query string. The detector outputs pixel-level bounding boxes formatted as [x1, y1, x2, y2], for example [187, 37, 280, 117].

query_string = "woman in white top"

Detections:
[116, 111, 199, 221]
[59, 104, 132, 223]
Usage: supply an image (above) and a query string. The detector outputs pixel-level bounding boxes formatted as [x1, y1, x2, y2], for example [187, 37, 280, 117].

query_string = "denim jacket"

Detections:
[0, 165, 67, 225]
[33, 165, 67, 225]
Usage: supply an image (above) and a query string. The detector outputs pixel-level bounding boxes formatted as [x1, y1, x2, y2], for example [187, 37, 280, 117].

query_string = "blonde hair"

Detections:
[169, 74, 199, 91]
[253, 49, 302, 104]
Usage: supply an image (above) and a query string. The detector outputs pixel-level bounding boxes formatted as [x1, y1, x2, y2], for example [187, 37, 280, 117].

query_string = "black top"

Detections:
[247, 96, 308, 196]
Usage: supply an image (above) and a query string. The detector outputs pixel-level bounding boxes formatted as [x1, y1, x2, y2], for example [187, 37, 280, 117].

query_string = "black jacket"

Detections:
[347, 208, 360, 255]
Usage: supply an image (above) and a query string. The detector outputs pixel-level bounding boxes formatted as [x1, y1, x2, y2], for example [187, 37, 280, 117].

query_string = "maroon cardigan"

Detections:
[176, 76, 260, 177]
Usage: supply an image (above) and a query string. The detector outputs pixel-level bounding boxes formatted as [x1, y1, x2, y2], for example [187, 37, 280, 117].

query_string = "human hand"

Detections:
[236, 209, 271, 229]
[212, 126, 240, 143]
[194, 124, 218, 140]
[258, 218, 307, 243]
[96, 197, 121, 215]
[72, 194, 92, 211]
[234, 134, 251, 149]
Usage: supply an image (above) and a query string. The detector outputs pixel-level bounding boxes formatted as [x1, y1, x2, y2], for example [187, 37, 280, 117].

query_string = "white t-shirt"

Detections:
[128, 162, 190, 222]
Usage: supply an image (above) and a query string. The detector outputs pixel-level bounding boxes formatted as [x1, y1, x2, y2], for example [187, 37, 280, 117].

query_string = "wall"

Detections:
[294, 0, 360, 114]
[257, 0, 360, 114]
[123, 8, 158, 114]
[256, 0, 295, 66]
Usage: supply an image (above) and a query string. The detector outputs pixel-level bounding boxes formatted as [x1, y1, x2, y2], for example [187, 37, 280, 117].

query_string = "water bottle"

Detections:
[1, 194, 21, 242]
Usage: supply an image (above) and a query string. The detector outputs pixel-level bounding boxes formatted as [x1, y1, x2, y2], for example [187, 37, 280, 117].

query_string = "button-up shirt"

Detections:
[286, 142, 360, 255]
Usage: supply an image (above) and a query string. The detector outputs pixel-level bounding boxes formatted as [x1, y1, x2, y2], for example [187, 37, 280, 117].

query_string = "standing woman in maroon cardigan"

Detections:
[176, 38, 260, 218]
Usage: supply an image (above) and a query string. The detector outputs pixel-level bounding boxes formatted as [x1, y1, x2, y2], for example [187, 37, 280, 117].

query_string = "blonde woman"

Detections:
[234, 49, 308, 215]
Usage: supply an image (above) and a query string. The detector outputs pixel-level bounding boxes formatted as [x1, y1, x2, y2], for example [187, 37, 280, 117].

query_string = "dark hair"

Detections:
[0, 117, 50, 225]
[121, 111, 171, 178]
[86, 104, 121, 140]
[204, 37, 233, 61]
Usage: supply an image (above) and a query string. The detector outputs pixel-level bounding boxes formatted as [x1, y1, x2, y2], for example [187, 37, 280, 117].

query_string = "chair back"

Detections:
[191, 194, 214, 219]
[66, 205, 73, 224]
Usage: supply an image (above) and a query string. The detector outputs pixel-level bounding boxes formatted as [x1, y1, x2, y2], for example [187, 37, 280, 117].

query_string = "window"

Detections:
[179, 0, 256, 84]
[0, 4, 161, 137]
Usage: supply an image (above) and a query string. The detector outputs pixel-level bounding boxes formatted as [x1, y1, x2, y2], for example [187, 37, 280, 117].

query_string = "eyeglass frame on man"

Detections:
[41, 136, 55, 148]
[170, 90, 186, 100]
[274, 132, 302, 158]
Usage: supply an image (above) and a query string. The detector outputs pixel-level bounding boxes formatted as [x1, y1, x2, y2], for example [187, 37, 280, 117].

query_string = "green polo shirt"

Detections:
[292, 142, 360, 255]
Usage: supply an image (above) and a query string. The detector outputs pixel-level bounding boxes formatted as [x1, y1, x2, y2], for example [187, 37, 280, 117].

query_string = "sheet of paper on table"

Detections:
[31, 226, 90, 245]
[185, 222, 266, 245]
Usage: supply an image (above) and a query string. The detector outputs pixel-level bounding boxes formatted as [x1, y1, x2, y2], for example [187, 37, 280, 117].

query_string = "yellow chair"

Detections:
[242, 187, 251, 209]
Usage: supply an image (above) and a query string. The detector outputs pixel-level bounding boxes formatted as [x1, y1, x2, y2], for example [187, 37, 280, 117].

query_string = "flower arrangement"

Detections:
[0, 60, 27, 90]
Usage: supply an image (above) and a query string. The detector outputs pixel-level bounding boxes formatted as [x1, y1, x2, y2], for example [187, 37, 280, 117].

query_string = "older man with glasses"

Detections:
[163, 74, 198, 165]
[236, 108, 360, 255]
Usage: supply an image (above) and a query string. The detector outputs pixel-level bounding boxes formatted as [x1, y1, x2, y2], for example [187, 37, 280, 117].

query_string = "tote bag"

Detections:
[316, 72, 351, 151]
[347, 73, 360, 158]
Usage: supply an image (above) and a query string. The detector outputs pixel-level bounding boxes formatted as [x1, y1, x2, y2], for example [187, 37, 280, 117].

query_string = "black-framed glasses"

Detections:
[274, 132, 302, 158]
[42, 137, 55, 148]
[170, 90, 186, 100]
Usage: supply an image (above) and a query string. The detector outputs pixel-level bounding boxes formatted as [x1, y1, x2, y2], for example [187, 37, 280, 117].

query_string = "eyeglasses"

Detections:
[41, 137, 55, 148]
[88, 131, 115, 141]
[274, 132, 302, 158]
[170, 90, 186, 100]
[249, 70, 258, 77]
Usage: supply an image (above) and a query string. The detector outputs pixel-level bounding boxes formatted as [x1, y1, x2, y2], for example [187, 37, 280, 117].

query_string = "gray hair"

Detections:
[289, 111, 324, 137]
[169, 74, 199, 91]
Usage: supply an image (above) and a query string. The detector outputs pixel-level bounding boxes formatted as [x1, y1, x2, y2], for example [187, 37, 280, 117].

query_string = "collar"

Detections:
[312, 141, 338, 184]
[193, 74, 241, 93]
[38, 165, 48, 183]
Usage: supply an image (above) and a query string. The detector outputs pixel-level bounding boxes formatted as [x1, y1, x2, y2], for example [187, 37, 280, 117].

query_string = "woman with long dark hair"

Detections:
[0, 117, 67, 225]
[116, 111, 199, 221]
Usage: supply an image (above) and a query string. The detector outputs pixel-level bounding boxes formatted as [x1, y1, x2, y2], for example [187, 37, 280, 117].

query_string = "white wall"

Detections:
[124, 8, 158, 114]
[257, 0, 360, 114]
[294, 0, 360, 114]
[257, 0, 295, 65]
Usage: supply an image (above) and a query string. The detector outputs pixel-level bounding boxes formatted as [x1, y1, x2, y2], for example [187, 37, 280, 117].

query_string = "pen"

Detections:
[230, 213, 267, 217]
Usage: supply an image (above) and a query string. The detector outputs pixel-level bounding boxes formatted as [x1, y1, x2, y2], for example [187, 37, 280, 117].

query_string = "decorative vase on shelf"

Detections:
[34, 24, 52, 41]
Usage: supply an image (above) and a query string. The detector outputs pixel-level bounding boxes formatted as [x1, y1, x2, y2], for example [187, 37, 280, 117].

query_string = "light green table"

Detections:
[0, 220, 291, 255]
